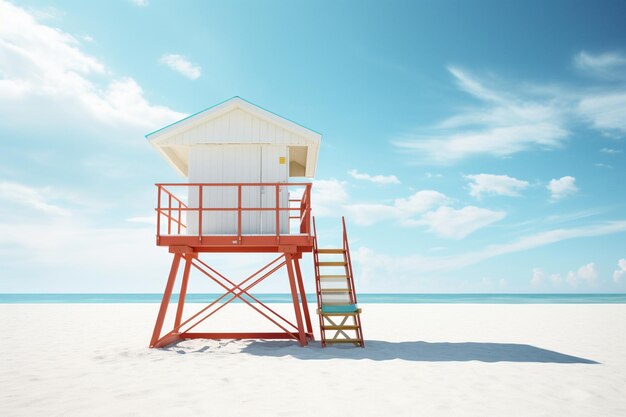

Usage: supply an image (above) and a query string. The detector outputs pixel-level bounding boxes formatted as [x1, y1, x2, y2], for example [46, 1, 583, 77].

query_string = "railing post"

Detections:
[275, 184, 280, 240]
[177, 201, 182, 234]
[168, 194, 172, 235]
[198, 185, 203, 241]
[306, 184, 311, 235]
[238, 185, 242, 242]
[156, 185, 161, 243]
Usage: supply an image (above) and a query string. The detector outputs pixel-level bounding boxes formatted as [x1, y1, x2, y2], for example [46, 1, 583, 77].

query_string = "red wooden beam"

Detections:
[285, 254, 307, 346]
[294, 256, 313, 337]
[180, 332, 302, 340]
[153, 332, 182, 348]
[174, 255, 192, 332]
[150, 253, 181, 347]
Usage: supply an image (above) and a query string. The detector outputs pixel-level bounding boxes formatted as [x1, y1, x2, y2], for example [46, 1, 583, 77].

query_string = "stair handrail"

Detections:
[342, 216, 358, 304]
[312, 216, 321, 299]
[342, 216, 364, 346]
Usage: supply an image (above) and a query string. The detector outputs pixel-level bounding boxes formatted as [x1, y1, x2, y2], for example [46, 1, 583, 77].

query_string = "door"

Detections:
[260, 145, 289, 234]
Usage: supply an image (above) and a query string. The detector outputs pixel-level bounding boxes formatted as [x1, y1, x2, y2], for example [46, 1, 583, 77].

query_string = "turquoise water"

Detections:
[0, 293, 625, 304]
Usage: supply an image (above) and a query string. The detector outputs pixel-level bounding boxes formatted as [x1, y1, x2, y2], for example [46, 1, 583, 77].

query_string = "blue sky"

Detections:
[1, 0, 626, 293]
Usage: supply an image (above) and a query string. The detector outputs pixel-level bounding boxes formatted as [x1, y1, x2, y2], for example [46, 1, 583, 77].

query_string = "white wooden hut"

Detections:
[146, 97, 321, 235]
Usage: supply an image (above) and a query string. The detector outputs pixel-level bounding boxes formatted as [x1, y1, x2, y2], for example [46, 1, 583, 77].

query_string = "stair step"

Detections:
[326, 339, 362, 344]
[319, 275, 348, 279]
[313, 217, 363, 348]
[320, 288, 350, 294]
[318, 308, 362, 316]
[323, 325, 359, 330]
[322, 302, 354, 306]
[317, 248, 345, 254]
[318, 261, 346, 267]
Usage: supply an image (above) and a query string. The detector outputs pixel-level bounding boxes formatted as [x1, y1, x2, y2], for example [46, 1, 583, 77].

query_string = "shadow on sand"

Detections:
[236, 340, 598, 364]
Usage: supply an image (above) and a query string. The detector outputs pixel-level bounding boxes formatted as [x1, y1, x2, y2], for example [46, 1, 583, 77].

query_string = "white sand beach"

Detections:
[1, 303, 626, 417]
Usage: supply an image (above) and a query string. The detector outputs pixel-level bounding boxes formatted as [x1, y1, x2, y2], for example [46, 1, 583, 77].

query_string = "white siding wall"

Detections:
[187, 144, 289, 235]
[160, 108, 311, 147]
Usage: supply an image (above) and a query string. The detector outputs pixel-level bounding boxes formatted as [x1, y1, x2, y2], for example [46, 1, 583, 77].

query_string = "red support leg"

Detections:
[294, 256, 313, 338]
[150, 253, 181, 347]
[174, 255, 192, 332]
[285, 253, 307, 346]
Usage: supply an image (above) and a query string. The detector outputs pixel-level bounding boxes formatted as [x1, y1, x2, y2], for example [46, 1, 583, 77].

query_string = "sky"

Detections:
[1, 0, 626, 293]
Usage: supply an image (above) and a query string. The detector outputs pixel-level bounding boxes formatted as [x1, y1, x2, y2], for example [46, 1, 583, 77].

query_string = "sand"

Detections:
[1, 303, 625, 417]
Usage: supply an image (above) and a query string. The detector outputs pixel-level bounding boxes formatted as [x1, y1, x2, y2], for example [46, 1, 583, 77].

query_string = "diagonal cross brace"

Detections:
[171, 254, 286, 336]
[324, 315, 352, 340]
[154, 254, 310, 347]
[182, 256, 298, 337]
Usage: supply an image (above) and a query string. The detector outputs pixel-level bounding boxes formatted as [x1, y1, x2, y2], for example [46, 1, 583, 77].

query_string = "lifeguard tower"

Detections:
[147, 97, 363, 348]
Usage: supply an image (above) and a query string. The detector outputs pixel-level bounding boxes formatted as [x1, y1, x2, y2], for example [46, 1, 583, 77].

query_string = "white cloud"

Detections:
[344, 190, 450, 226]
[396, 123, 567, 163]
[407, 205, 505, 239]
[425, 172, 443, 179]
[312, 180, 498, 239]
[547, 176, 578, 201]
[448, 66, 504, 103]
[613, 259, 626, 284]
[394, 190, 450, 214]
[483, 222, 626, 267]
[577, 92, 626, 133]
[567, 262, 598, 287]
[0, 1, 184, 132]
[0, 218, 169, 292]
[600, 148, 622, 154]
[126, 215, 156, 225]
[342, 188, 500, 239]
[311, 179, 348, 217]
[574, 51, 626, 80]
[550, 273, 563, 286]
[595, 163, 613, 169]
[465, 173, 530, 198]
[361, 221, 626, 276]
[394, 53, 626, 163]
[349, 222, 626, 291]
[313, 180, 449, 224]
[533, 263, 598, 289]
[394, 67, 568, 163]
[531, 268, 545, 287]
[0, 181, 69, 216]
[347, 169, 400, 185]
[159, 54, 201, 80]
[344, 203, 398, 226]
[130, 0, 149, 6]
[26, 5, 65, 21]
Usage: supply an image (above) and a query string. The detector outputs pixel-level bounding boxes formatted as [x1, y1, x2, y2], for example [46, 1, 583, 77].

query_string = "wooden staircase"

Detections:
[313, 216, 364, 347]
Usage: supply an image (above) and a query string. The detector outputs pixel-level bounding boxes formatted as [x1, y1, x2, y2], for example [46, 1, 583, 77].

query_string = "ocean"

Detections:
[0, 293, 625, 304]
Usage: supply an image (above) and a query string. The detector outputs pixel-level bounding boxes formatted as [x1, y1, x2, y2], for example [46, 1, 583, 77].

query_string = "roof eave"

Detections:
[146, 96, 322, 145]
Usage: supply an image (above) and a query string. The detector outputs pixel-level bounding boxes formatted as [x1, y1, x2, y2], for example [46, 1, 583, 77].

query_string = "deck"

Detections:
[155, 182, 313, 253]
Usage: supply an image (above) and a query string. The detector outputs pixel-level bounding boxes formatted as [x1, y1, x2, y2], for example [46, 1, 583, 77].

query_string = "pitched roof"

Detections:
[147, 96, 321, 177]
[146, 96, 321, 140]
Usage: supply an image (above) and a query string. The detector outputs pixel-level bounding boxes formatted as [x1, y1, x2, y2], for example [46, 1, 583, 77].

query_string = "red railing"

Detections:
[155, 183, 312, 241]
[342, 216, 357, 304]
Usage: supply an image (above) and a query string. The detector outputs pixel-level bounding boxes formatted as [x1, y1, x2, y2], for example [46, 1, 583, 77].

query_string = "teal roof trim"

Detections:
[145, 96, 322, 139]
